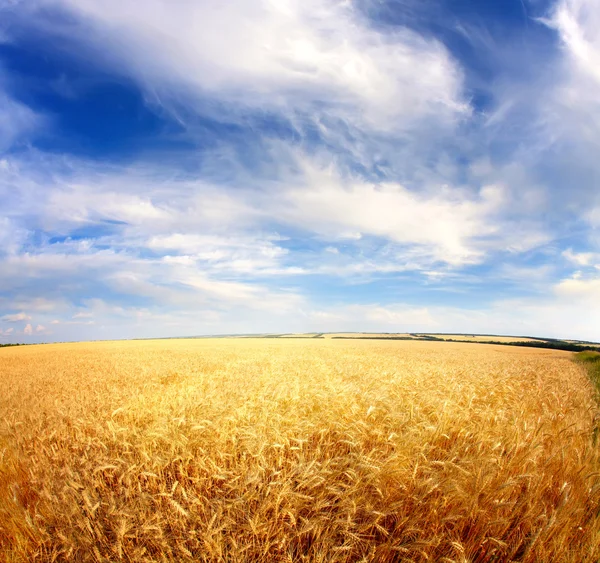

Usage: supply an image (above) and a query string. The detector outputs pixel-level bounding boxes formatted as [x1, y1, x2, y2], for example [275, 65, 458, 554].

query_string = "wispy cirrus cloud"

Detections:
[1, 311, 31, 322]
[0, 52, 45, 148]
[562, 248, 600, 268]
[26, 0, 467, 131]
[549, 0, 600, 89]
[0, 93, 42, 150]
[0, 148, 552, 298]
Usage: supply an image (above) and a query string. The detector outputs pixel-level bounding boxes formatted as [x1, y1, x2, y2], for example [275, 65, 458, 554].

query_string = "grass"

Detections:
[575, 351, 600, 396]
[1, 339, 599, 562]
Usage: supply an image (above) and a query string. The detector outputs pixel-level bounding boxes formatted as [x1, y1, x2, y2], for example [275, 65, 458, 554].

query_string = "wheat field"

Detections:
[1, 339, 599, 562]
[413, 335, 541, 344]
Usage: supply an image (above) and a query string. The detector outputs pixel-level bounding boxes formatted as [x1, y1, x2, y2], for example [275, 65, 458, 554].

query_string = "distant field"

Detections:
[416, 334, 541, 343]
[1, 339, 599, 562]
[279, 333, 322, 338]
[283, 333, 573, 344]
[322, 333, 414, 339]
[282, 333, 600, 350]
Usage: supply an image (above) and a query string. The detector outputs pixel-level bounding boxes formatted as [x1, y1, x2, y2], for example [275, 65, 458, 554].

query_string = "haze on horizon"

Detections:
[0, 0, 599, 343]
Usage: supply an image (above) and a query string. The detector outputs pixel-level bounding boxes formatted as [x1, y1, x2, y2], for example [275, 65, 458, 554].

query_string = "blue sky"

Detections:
[0, 0, 599, 343]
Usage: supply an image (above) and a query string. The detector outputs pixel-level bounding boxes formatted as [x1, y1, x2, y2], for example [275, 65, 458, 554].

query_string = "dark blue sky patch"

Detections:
[0, 34, 308, 168]
[46, 222, 126, 245]
[0, 40, 177, 158]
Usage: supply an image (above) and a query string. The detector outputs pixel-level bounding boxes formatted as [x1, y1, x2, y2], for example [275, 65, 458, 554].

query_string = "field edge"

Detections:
[575, 351, 600, 396]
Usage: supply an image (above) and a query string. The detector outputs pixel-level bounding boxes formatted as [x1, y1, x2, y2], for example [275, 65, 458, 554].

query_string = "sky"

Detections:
[0, 0, 599, 343]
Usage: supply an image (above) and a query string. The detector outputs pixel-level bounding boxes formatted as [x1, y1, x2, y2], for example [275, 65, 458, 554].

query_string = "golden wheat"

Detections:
[1, 339, 599, 562]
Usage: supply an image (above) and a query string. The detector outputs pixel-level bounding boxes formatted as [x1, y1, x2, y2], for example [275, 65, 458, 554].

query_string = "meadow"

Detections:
[1, 339, 599, 562]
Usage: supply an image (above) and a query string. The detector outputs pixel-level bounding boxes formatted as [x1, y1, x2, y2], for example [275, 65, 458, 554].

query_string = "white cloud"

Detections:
[543, 0, 600, 154]
[149, 233, 295, 275]
[0, 53, 44, 149]
[0, 249, 130, 286]
[72, 312, 93, 319]
[35, 324, 46, 332]
[48, 186, 170, 226]
[33, 0, 467, 131]
[1, 311, 31, 322]
[23, 323, 33, 335]
[274, 162, 549, 265]
[0, 296, 68, 314]
[1, 151, 550, 278]
[587, 206, 600, 227]
[0, 216, 28, 256]
[562, 248, 600, 267]
[0, 327, 14, 336]
[0, 92, 43, 150]
[550, 0, 600, 87]
[555, 274, 600, 301]
[287, 173, 488, 260]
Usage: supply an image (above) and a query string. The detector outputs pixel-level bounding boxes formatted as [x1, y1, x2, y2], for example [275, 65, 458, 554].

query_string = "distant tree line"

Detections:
[497, 340, 600, 353]
[331, 335, 600, 353]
